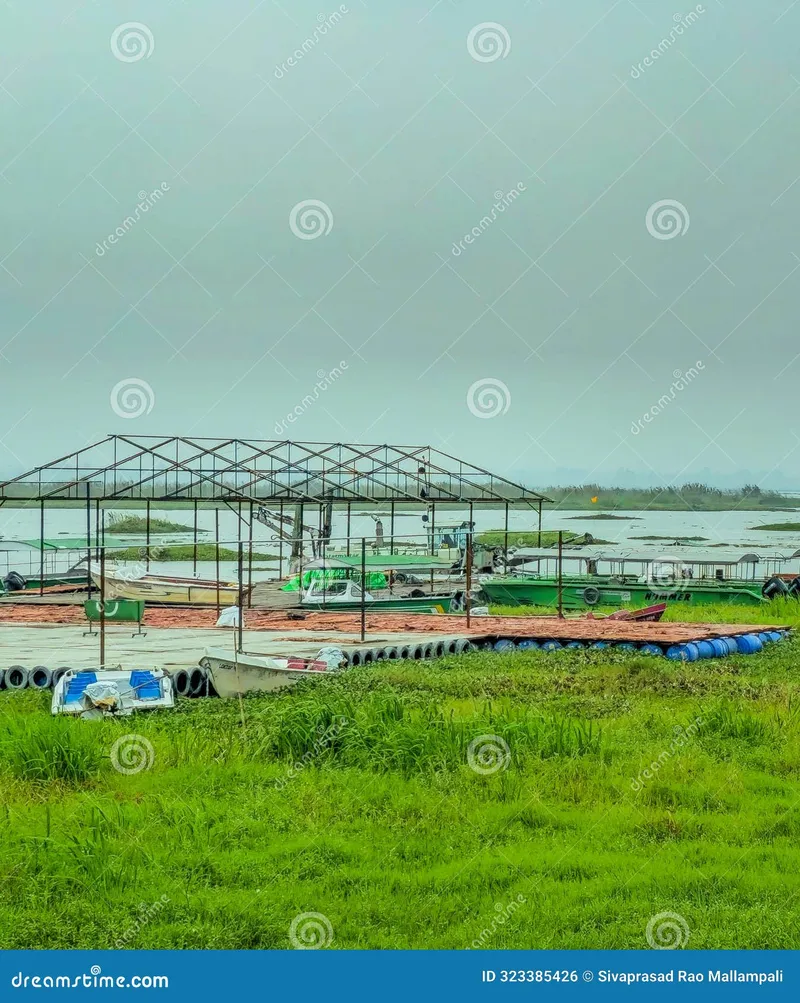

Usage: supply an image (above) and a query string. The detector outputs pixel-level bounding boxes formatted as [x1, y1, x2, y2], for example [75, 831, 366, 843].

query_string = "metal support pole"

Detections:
[247, 501, 253, 608]
[557, 530, 564, 619]
[360, 537, 366, 642]
[503, 502, 509, 575]
[145, 500, 151, 570]
[99, 546, 106, 668]
[215, 508, 220, 615]
[237, 541, 244, 655]
[346, 503, 351, 556]
[465, 530, 473, 630]
[430, 502, 436, 556]
[95, 500, 100, 563]
[537, 501, 542, 549]
[278, 501, 284, 580]
[193, 500, 198, 576]
[85, 483, 92, 599]
[39, 499, 44, 596]
[390, 501, 395, 556]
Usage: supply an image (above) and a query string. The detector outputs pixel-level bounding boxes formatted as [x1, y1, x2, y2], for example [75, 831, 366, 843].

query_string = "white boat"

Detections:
[52, 668, 174, 717]
[200, 646, 339, 698]
[91, 565, 249, 606]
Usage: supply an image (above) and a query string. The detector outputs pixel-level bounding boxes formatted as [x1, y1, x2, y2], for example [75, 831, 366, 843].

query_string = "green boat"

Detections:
[480, 575, 767, 610]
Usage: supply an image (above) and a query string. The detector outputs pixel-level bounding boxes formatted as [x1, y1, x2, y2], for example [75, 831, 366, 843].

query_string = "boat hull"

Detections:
[91, 569, 245, 606]
[481, 576, 766, 609]
[200, 648, 332, 697]
[300, 594, 453, 613]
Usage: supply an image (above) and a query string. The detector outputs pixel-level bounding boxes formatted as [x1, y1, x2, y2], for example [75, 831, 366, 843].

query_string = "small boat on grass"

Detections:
[52, 668, 174, 717]
[200, 647, 339, 697]
[91, 566, 249, 606]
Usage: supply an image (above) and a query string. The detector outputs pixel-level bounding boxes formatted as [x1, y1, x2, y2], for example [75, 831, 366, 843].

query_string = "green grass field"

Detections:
[1, 605, 799, 950]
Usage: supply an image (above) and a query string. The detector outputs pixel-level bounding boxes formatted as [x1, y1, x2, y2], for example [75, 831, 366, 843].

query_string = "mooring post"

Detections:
[537, 501, 542, 548]
[346, 503, 351, 556]
[503, 502, 509, 575]
[360, 536, 366, 642]
[247, 501, 253, 609]
[193, 500, 198, 576]
[145, 500, 151, 571]
[390, 501, 395, 556]
[557, 530, 564, 619]
[278, 501, 284, 581]
[85, 482, 92, 599]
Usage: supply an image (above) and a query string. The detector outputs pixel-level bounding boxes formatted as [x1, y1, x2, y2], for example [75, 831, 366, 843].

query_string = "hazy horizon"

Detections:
[3, 1, 800, 491]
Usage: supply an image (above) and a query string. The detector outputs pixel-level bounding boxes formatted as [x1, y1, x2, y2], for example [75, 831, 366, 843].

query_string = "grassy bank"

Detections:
[107, 514, 195, 534]
[749, 522, 800, 532]
[547, 484, 799, 511]
[478, 531, 612, 548]
[1, 615, 799, 950]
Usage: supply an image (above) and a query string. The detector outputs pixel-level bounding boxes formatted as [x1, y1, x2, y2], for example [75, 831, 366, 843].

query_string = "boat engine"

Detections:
[3, 571, 27, 592]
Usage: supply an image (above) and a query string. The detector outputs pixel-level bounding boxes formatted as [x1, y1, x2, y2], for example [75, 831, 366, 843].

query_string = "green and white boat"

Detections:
[480, 574, 767, 609]
[300, 578, 458, 614]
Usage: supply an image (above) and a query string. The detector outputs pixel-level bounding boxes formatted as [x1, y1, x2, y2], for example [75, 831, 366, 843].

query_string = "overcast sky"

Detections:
[1, 0, 799, 489]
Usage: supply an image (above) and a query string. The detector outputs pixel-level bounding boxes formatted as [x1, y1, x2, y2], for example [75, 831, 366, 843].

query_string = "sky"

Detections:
[1, 0, 800, 490]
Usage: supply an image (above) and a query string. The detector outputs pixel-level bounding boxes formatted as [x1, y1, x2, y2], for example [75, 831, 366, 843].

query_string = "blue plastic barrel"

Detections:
[517, 639, 540, 650]
[639, 643, 663, 656]
[565, 641, 584, 649]
[666, 643, 699, 662]
[695, 640, 716, 659]
[616, 642, 636, 651]
[768, 631, 783, 643]
[494, 639, 515, 652]
[542, 640, 562, 652]
[719, 637, 739, 655]
[709, 638, 728, 658]
[758, 632, 772, 645]
[735, 634, 763, 654]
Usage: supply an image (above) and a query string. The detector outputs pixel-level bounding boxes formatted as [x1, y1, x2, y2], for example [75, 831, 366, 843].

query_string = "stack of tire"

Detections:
[170, 666, 217, 698]
[0, 665, 71, 691]
[762, 576, 800, 600]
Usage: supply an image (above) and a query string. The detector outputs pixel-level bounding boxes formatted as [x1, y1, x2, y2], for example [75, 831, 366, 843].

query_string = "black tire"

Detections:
[787, 577, 800, 599]
[348, 649, 365, 667]
[52, 667, 71, 687]
[433, 640, 447, 657]
[3, 571, 26, 592]
[383, 646, 400, 659]
[371, 648, 387, 662]
[188, 667, 207, 697]
[172, 668, 191, 697]
[409, 589, 426, 598]
[5, 665, 28, 690]
[29, 666, 53, 690]
[0, 668, 5, 690]
[393, 573, 407, 584]
[453, 638, 474, 655]
[582, 586, 601, 606]
[408, 644, 426, 660]
[422, 642, 437, 659]
[360, 649, 375, 665]
[398, 645, 412, 659]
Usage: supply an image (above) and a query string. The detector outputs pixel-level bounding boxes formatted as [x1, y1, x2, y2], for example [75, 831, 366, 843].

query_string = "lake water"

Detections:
[2, 505, 799, 579]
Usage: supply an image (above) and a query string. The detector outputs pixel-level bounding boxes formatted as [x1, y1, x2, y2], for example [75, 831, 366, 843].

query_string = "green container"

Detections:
[84, 599, 145, 623]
